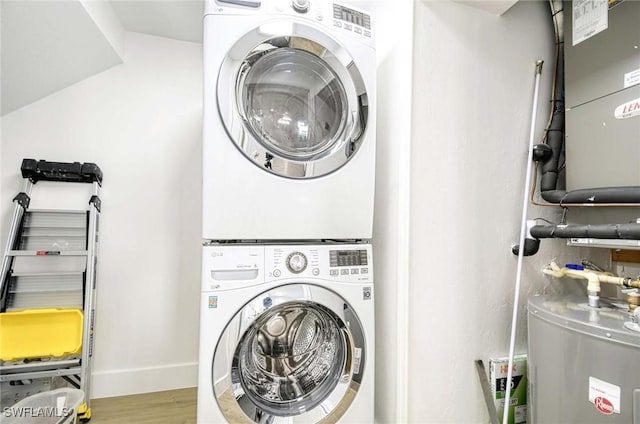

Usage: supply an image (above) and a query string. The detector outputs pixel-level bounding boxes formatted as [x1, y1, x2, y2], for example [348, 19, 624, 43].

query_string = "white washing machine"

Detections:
[197, 243, 374, 423]
[202, 0, 376, 241]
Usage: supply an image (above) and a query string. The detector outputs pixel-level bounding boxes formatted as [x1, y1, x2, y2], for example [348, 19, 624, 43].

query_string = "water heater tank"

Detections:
[528, 295, 640, 423]
[564, 0, 640, 190]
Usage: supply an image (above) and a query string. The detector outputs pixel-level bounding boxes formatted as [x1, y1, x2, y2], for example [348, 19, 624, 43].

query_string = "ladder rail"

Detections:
[0, 180, 33, 312]
[79, 180, 101, 409]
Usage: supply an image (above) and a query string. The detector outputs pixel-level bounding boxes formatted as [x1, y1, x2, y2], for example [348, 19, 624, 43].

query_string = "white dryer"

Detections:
[197, 243, 374, 423]
[202, 0, 376, 241]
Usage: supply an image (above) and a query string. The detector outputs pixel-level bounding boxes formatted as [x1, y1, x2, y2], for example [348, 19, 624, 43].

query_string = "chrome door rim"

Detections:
[212, 283, 366, 423]
[217, 20, 369, 179]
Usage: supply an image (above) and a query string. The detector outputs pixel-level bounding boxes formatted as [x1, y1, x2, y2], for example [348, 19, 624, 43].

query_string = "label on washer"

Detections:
[589, 377, 620, 414]
[208, 296, 218, 309]
[353, 348, 362, 375]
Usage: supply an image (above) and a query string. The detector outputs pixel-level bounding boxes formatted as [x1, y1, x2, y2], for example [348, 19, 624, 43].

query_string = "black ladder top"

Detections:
[21, 159, 103, 185]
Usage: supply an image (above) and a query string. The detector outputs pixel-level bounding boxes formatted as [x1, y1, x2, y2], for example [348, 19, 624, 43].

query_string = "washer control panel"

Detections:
[203, 245, 372, 291]
[266, 244, 372, 282]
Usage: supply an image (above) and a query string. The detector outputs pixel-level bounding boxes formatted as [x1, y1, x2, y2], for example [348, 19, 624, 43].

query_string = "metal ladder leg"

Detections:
[78, 181, 101, 421]
[0, 179, 33, 311]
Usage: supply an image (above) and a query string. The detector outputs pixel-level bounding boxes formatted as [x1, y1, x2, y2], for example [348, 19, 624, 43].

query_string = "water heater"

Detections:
[564, 0, 640, 190]
[528, 295, 640, 423]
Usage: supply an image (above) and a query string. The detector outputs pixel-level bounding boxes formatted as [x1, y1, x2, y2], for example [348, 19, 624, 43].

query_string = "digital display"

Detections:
[330, 250, 368, 267]
[333, 4, 371, 29]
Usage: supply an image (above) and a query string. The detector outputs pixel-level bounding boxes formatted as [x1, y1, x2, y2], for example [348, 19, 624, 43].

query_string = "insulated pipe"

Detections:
[540, 187, 640, 205]
[503, 59, 544, 424]
[539, 0, 566, 201]
[530, 223, 640, 239]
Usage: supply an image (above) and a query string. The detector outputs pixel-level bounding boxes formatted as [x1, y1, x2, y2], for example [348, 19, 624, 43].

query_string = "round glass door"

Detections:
[236, 302, 346, 416]
[212, 284, 366, 423]
[240, 48, 348, 161]
[217, 23, 370, 179]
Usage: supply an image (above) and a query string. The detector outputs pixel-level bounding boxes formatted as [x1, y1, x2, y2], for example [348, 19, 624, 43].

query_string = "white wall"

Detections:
[369, 1, 414, 423]
[1, 31, 202, 398]
[408, 1, 608, 422]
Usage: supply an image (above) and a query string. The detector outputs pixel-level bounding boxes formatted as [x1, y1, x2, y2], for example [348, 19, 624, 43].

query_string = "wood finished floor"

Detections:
[89, 387, 196, 424]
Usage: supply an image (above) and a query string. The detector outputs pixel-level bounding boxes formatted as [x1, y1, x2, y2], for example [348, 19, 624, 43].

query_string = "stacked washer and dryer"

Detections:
[198, 1, 377, 423]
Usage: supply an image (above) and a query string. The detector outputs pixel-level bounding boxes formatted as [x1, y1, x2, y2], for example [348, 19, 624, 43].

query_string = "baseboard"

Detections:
[91, 362, 198, 399]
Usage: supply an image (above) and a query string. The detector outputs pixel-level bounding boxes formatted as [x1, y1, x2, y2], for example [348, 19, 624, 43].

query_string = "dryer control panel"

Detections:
[205, 0, 375, 44]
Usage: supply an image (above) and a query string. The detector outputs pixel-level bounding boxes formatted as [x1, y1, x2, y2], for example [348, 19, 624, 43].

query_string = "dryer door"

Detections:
[211, 284, 366, 423]
[217, 22, 369, 179]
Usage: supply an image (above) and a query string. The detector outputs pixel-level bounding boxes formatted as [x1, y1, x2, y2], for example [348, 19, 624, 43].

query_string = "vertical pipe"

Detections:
[503, 60, 544, 424]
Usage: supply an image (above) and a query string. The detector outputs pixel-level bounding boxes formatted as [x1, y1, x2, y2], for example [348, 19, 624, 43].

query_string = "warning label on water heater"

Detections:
[589, 377, 620, 414]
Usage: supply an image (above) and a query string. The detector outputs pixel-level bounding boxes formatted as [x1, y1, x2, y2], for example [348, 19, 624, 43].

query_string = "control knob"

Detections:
[291, 0, 310, 13]
[286, 252, 308, 273]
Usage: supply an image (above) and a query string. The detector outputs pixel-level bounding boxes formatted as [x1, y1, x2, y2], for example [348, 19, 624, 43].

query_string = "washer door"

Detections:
[217, 21, 369, 179]
[212, 284, 366, 423]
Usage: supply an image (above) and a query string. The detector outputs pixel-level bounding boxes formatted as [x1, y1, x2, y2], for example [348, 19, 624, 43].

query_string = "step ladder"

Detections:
[0, 159, 102, 421]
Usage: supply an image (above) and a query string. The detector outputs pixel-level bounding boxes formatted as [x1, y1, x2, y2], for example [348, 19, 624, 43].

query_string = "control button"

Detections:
[330, 269, 339, 276]
[312, 268, 320, 276]
[361, 268, 368, 274]
[291, 0, 310, 13]
[316, 14, 323, 21]
[286, 252, 308, 274]
[354, 27, 362, 34]
[364, 30, 371, 37]
[333, 20, 342, 28]
[343, 23, 353, 31]
[340, 269, 349, 275]
[351, 268, 359, 275]
[273, 269, 281, 277]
